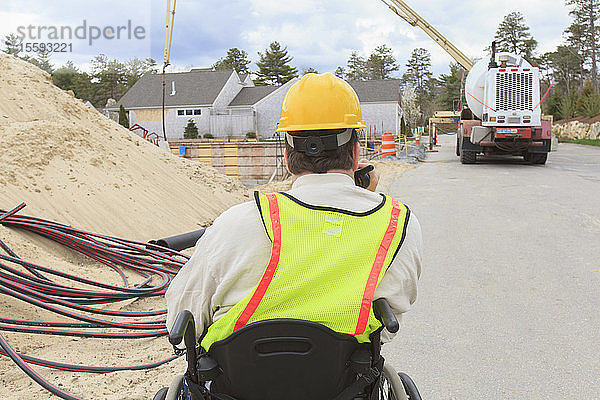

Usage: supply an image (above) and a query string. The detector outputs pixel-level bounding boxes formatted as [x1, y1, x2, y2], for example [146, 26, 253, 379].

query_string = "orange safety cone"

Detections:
[415, 135, 420, 145]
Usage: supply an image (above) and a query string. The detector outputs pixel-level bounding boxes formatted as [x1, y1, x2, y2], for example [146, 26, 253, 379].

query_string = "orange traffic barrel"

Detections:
[381, 132, 396, 157]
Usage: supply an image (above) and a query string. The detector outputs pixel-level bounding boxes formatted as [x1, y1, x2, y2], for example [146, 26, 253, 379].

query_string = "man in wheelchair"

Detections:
[161, 73, 423, 400]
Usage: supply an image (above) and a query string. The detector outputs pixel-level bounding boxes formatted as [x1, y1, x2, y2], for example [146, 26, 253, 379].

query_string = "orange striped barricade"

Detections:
[381, 132, 396, 158]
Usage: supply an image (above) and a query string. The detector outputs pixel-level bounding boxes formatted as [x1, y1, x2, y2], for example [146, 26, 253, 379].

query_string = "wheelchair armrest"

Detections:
[169, 310, 199, 382]
[169, 310, 196, 346]
[373, 298, 399, 333]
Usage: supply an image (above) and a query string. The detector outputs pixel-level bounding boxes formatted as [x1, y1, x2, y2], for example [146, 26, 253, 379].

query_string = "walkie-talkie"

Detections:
[354, 165, 374, 189]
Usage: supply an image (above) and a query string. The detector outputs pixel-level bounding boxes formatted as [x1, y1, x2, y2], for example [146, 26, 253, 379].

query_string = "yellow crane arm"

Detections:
[163, 0, 177, 67]
[380, 0, 474, 71]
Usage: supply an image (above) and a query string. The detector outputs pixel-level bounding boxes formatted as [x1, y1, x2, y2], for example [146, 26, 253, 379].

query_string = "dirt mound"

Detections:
[0, 54, 250, 399]
[553, 114, 600, 125]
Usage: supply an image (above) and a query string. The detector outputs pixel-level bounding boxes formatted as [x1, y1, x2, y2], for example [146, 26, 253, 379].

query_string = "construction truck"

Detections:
[380, 0, 552, 165]
[457, 44, 552, 164]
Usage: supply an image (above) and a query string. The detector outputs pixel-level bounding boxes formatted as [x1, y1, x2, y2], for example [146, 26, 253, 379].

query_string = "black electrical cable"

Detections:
[0, 333, 85, 400]
[0, 347, 180, 373]
[0, 204, 192, 399]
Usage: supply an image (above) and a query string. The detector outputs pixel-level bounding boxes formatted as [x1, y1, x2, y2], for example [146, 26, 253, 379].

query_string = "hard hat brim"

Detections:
[276, 122, 366, 132]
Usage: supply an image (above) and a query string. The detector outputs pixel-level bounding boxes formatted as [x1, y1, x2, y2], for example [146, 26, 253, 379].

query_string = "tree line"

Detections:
[2, 0, 598, 123]
[3, 33, 156, 109]
[490, 1, 600, 120]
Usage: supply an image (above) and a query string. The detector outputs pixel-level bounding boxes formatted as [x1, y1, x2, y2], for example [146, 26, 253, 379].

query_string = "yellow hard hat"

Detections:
[276, 72, 366, 132]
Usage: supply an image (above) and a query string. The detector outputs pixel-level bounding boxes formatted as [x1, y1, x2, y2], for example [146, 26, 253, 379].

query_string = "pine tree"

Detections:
[255, 42, 298, 86]
[566, 0, 600, 90]
[34, 47, 53, 74]
[334, 66, 346, 79]
[118, 105, 129, 128]
[438, 63, 463, 110]
[126, 57, 157, 88]
[213, 48, 251, 74]
[346, 51, 367, 81]
[184, 119, 199, 139]
[576, 79, 600, 116]
[301, 67, 318, 75]
[403, 48, 433, 93]
[365, 45, 398, 80]
[91, 54, 128, 107]
[564, 23, 589, 89]
[2, 34, 22, 56]
[52, 61, 93, 103]
[494, 12, 538, 59]
[545, 45, 586, 97]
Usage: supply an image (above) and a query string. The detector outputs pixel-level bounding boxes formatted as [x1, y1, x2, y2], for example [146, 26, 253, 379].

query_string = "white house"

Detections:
[108, 69, 401, 140]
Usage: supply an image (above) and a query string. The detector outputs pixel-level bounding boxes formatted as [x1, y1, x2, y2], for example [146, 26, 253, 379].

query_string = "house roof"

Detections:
[229, 86, 279, 106]
[347, 80, 401, 103]
[114, 69, 234, 109]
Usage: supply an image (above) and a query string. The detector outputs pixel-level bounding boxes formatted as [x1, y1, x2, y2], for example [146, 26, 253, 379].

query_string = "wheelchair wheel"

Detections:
[378, 363, 408, 400]
[398, 372, 422, 400]
[165, 375, 187, 400]
[152, 387, 169, 400]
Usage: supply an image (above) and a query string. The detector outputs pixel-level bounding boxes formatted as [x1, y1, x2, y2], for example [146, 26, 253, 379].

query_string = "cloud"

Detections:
[1, 0, 574, 77]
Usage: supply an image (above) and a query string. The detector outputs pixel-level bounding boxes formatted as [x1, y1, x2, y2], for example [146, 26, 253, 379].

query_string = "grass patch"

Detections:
[558, 139, 600, 147]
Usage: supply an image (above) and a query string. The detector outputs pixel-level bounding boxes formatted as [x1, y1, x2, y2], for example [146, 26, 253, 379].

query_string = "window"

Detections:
[178, 109, 201, 117]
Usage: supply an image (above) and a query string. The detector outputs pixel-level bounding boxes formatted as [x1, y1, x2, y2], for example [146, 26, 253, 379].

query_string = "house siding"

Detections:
[212, 72, 245, 109]
[255, 78, 298, 138]
[130, 106, 212, 139]
[361, 102, 400, 136]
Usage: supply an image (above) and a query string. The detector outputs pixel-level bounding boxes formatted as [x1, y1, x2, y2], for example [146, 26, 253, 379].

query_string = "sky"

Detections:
[1, 0, 573, 78]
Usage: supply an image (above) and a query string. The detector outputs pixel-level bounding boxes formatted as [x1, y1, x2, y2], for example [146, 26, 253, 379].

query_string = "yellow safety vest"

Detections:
[201, 191, 410, 350]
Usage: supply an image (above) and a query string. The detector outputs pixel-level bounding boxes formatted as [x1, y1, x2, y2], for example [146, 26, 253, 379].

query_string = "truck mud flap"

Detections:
[527, 139, 551, 153]
[461, 137, 482, 152]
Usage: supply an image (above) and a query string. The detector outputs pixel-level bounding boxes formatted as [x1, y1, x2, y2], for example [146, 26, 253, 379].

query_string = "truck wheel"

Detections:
[456, 134, 461, 156]
[530, 152, 547, 165]
[460, 151, 476, 164]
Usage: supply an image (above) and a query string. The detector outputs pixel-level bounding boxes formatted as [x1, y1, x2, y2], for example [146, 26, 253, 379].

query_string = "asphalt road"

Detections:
[384, 134, 600, 399]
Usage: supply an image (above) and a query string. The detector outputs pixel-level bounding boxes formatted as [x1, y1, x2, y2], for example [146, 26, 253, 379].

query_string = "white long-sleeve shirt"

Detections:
[165, 173, 422, 342]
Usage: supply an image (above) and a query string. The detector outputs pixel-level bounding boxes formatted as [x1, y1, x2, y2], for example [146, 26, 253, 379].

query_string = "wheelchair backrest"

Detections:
[208, 319, 368, 400]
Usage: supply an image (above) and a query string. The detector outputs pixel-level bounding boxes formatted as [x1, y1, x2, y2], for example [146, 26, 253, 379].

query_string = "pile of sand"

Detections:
[0, 54, 251, 399]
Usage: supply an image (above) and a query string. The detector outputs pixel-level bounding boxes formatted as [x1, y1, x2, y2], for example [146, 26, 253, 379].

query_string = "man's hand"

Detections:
[358, 159, 380, 192]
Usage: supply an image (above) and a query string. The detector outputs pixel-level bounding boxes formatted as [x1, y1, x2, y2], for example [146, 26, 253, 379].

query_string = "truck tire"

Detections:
[530, 152, 547, 165]
[460, 151, 476, 164]
[456, 134, 461, 156]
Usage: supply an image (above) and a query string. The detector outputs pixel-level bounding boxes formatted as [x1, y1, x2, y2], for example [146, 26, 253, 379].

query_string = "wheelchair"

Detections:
[153, 299, 422, 400]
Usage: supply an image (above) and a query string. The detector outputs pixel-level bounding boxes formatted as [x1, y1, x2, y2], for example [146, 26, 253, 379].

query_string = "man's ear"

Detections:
[352, 141, 360, 171]
[284, 148, 292, 175]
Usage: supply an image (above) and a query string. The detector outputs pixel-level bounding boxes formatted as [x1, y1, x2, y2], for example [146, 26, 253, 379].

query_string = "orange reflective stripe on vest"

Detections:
[355, 198, 401, 335]
[234, 194, 282, 331]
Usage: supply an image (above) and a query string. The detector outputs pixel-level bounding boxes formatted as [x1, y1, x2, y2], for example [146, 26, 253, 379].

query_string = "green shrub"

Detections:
[581, 94, 600, 117]
[183, 119, 199, 139]
[246, 131, 257, 139]
[558, 93, 578, 120]
[118, 104, 129, 128]
[203, 133, 214, 139]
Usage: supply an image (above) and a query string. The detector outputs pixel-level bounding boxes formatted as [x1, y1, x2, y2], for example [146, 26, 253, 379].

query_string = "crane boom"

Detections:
[380, 0, 474, 71]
